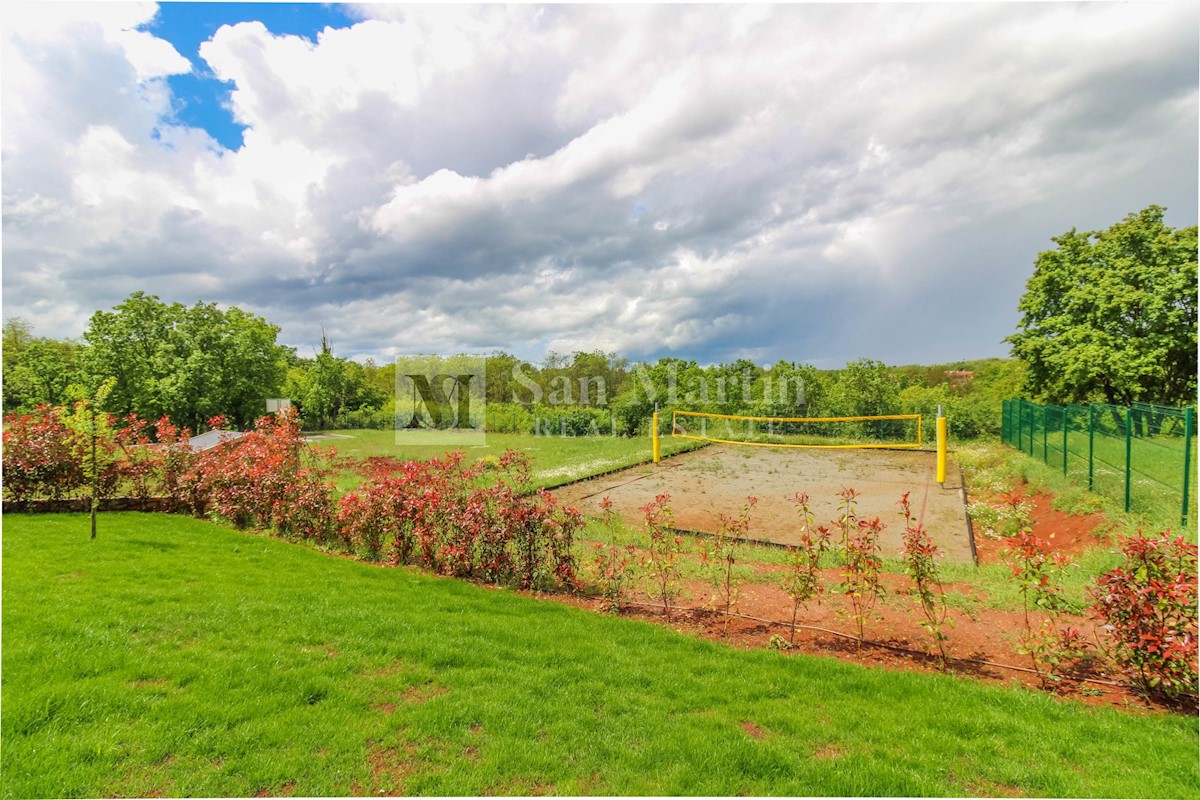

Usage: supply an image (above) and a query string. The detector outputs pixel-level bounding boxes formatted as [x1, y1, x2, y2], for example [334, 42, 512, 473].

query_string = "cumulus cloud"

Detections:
[2, 2, 1196, 367]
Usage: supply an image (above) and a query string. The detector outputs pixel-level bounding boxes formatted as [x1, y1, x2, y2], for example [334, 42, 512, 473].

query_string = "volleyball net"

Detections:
[670, 410, 924, 449]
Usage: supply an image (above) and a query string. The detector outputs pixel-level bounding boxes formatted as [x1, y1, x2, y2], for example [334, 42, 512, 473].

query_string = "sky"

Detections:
[2, 2, 1197, 368]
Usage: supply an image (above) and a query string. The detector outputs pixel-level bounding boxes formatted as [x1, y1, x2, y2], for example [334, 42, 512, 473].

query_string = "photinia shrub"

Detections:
[2, 405, 85, 500]
[835, 490, 885, 649]
[780, 492, 831, 644]
[1002, 529, 1081, 687]
[185, 409, 335, 535]
[834, 486, 860, 548]
[898, 492, 952, 666]
[590, 496, 638, 613]
[1089, 531, 1198, 700]
[641, 493, 683, 621]
[113, 414, 159, 500]
[153, 417, 199, 511]
[702, 496, 755, 636]
[332, 448, 580, 590]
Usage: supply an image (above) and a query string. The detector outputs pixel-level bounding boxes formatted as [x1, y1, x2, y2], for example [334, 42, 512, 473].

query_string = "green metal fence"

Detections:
[1001, 398, 1196, 527]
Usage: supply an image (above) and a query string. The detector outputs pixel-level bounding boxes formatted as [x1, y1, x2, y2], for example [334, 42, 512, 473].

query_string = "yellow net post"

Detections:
[652, 406, 661, 463]
[936, 405, 947, 486]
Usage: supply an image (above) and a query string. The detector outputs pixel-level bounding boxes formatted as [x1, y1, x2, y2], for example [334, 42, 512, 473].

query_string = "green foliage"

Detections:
[81, 292, 288, 429]
[828, 358, 900, 418]
[284, 336, 388, 430]
[754, 361, 828, 418]
[485, 403, 613, 435]
[1008, 205, 1198, 407]
[899, 383, 1009, 440]
[2, 317, 87, 412]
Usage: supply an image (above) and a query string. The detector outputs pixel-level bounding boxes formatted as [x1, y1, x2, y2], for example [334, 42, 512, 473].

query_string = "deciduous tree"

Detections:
[1007, 206, 1198, 407]
[82, 292, 289, 429]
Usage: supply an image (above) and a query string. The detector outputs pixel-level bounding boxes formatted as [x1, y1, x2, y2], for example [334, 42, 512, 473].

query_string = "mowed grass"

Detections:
[311, 430, 703, 493]
[4, 514, 1198, 798]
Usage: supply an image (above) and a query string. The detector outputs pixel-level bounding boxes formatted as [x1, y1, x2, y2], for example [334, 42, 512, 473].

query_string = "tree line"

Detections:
[0, 298, 1022, 439]
[3, 206, 1193, 437]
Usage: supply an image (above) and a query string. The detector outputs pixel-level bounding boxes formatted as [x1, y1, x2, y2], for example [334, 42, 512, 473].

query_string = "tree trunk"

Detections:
[90, 413, 98, 540]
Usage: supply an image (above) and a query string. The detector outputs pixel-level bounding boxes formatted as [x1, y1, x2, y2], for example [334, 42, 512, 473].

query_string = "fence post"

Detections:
[1034, 404, 1040, 461]
[1124, 406, 1133, 513]
[1087, 404, 1095, 492]
[1018, 400, 1025, 453]
[1008, 400, 1015, 447]
[1062, 407, 1069, 475]
[1042, 405, 1049, 465]
[1183, 406, 1193, 527]
[1027, 400, 1034, 456]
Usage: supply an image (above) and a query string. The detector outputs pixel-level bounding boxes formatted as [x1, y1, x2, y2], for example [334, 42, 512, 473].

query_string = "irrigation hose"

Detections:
[617, 600, 1128, 689]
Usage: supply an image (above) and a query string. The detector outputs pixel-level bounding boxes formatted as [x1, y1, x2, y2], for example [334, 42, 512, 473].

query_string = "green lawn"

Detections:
[310, 430, 703, 493]
[3, 513, 1197, 798]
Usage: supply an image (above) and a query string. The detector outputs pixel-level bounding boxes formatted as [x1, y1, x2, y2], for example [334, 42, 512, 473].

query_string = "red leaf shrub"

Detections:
[702, 496, 755, 636]
[780, 492, 832, 644]
[834, 488, 885, 648]
[334, 449, 580, 590]
[189, 409, 335, 536]
[1090, 532, 1198, 700]
[152, 417, 201, 510]
[2, 405, 86, 500]
[1002, 530, 1082, 687]
[640, 493, 683, 620]
[589, 496, 638, 613]
[898, 492, 951, 666]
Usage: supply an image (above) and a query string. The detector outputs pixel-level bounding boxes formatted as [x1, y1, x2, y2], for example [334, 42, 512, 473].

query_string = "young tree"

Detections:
[1007, 206, 1198, 407]
[64, 379, 118, 540]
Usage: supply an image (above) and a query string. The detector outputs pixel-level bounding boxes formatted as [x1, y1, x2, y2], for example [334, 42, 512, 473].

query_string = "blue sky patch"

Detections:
[141, 3, 359, 150]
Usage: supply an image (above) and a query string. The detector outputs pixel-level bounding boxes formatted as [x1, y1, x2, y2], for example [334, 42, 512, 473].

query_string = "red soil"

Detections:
[974, 485, 1110, 565]
[534, 571, 1172, 713]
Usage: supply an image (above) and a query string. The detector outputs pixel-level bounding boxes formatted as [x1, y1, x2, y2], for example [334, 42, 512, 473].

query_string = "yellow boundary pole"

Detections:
[652, 409, 661, 463]
[936, 406, 947, 485]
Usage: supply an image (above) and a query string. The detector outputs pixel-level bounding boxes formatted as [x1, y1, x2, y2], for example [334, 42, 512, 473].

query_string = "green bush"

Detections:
[330, 401, 395, 430]
[899, 385, 1000, 439]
